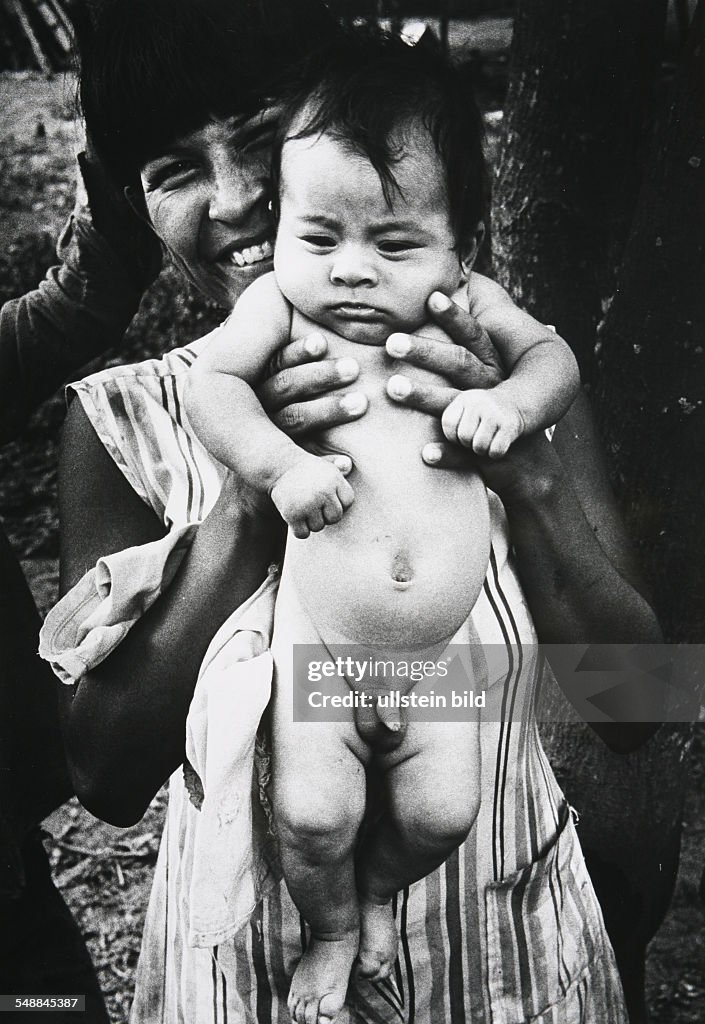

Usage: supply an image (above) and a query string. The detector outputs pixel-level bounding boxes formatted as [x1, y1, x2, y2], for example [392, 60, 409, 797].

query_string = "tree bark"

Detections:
[492, 0, 667, 381]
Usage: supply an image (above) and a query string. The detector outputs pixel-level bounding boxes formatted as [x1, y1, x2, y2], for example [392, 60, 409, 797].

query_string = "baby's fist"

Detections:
[442, 390, 524, 459]
[271, 454, 354, 539]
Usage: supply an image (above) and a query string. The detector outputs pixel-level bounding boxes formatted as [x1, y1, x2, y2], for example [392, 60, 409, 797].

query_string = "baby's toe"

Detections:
[318, 990, 346, 1024]
[356, 950, 391, 983]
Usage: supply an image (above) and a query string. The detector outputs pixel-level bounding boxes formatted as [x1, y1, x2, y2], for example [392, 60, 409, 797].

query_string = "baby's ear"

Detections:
[459, 221, 486, 279]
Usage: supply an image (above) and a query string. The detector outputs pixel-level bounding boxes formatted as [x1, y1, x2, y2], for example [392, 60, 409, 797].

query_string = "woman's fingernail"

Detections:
[304, 333, 326, 356]
[423, 443, 443, 464]
[428, 291, 451, 313]
[386, 333, 411, 357]
[336, 357, 359, 381]
[387, 374, 412, 399]
[340, 392, 367, 416]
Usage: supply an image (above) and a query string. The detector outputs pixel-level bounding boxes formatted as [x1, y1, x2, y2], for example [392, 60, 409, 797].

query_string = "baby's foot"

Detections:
[288, 930, 358, 1024]
[356, 899, 397, 982]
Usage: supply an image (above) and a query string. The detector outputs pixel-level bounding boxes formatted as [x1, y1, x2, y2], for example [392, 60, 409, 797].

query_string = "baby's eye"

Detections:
[301, 234, 336, 250]
[378, 240, 420, 255]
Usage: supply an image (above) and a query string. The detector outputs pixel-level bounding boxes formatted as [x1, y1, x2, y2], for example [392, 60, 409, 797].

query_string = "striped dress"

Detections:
[65, 336, 627, 1024]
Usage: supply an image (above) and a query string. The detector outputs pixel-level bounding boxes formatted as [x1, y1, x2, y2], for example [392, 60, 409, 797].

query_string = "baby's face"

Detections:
[274, 126, 466, 345]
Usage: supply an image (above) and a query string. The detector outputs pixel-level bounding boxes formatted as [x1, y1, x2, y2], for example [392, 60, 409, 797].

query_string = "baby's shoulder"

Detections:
[237, 270, 288, 310]
[465, 272, 514, 317]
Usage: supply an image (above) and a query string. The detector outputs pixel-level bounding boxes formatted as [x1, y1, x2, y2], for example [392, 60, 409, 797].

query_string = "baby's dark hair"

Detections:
[74, 0, 339, 186]
[271, 29, 487, 256]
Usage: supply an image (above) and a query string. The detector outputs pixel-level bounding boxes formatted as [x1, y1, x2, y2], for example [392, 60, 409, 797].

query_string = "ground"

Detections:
[1, 45, 704, 1024]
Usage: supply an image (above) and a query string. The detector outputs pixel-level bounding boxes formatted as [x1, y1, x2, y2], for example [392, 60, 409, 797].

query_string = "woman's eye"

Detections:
[143, 160, 199, 191]
[240, 130, 275, 156]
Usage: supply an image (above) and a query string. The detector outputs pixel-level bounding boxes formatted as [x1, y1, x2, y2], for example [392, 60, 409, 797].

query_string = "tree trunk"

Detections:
[595, 0, 705, 644]
[492, 0, 667, 381]
[493, 4, 702, 1020]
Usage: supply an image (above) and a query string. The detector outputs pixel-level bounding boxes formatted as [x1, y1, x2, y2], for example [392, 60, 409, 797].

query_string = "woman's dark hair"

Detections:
[271, 29, 487, 256]
[75, 0, 339, 185]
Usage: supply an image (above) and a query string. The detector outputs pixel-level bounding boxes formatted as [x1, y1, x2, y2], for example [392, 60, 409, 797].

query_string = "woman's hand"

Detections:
[258, 292, 501, 438]
[384, 291, 505, 416]
[258, 332, 368, 435]
[422, 428, 560, 509]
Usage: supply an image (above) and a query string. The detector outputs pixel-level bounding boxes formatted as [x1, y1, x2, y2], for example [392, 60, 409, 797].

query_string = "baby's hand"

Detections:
[270, 454, 354, 539]
[441, 389, 525, 459]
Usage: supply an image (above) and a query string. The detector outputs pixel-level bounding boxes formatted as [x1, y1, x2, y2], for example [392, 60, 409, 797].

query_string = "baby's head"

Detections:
[271, 31, 487, 344]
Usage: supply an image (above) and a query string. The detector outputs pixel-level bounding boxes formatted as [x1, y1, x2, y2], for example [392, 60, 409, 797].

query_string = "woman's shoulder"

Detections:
[68, 328, 227, 526]
[72, 329, 220, 394]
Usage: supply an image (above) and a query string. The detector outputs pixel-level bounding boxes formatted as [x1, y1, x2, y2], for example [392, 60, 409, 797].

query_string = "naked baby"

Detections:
[186, 32, 579, 1024]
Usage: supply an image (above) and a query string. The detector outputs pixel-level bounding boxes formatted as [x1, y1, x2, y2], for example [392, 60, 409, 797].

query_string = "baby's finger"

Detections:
[440, 396, 464, 443]
[304, 1000, 319, 1024]
[488, 429, 513, 460]
[337, 477, 355, 508]
[307, 509, 325, 534]
[268, 332, 327, 374]
[387, 374, 460, 417]
[270, 392, 368, 437]
[322, 495, 344, 524]
[472, 419, 499, 455]
[455, 407, 482, 449]
[291, 521, 310, 540]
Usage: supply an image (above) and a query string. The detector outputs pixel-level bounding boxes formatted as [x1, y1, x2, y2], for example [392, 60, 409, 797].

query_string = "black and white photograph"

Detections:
[1, 1, 703, 1021]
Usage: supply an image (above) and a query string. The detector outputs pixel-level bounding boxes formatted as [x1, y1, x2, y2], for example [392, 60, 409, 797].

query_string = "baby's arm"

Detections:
[441, 273, 580, 458]
[185, 274, 353, 538]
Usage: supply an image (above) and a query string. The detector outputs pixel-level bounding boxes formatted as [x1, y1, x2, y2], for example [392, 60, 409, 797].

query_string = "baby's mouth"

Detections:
[229, 239, 273, 267]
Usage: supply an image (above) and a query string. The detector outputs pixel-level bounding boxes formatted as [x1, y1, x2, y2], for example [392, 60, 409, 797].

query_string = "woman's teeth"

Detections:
[230, 240, 273, 267]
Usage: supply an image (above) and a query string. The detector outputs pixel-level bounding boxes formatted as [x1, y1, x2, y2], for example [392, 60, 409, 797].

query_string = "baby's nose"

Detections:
[330, 248, 377, 288]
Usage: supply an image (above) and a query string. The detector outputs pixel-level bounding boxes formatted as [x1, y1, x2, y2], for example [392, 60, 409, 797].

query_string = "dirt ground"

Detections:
[1, 48, 704, 1024]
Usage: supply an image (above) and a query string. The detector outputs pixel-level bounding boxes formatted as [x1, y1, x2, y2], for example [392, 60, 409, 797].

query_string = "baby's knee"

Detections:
[400, 789, 479, 854]
[275, 786, 364, 864]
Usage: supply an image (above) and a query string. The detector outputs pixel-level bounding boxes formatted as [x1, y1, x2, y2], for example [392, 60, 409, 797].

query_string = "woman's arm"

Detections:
[0, 151, 161, 444]
[384, 300, 662, 750]
[58, 400, 281, 826]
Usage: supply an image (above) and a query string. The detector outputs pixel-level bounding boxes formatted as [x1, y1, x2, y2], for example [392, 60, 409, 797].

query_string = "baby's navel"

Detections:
[390, 551, 413, 588]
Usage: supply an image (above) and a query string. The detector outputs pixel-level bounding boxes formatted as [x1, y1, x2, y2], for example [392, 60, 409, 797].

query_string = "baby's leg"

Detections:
[271, 578, 369, 1024]
[356, 720, 481, 981]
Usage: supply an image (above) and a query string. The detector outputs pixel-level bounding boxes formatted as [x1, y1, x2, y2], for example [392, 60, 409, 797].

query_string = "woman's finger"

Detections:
[425, 291, 505, 385]
[387, 331, 490, 390]
[386, 374, 459, 417]
[319, 453, 353, 476]
[269, 392, 368, 437]
[422, 441, 474, 470]
[260, 357, 360, 413]
[267, 332, 328, 373]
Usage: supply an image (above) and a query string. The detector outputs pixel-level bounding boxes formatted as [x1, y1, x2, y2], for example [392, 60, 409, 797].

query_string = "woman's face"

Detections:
[140, 108, 279, 306]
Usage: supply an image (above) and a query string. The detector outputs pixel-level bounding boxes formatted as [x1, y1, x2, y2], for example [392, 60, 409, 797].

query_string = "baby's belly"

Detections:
[291, 406, 490, 649]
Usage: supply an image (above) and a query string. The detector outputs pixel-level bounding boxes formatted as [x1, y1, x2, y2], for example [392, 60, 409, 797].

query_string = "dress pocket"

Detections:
[484, 808, 617, 1024]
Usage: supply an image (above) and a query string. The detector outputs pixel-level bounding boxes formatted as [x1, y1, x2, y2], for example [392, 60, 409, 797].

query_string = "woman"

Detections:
[43, 1, 661, 1021]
